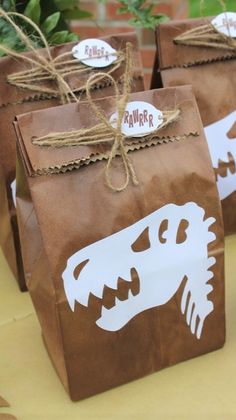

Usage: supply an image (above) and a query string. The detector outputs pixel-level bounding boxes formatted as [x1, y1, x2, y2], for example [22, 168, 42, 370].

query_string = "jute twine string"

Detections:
[174, 23, 236, 52]
[174, 5, 236, 52]
[33, 43, 181, 192]
[0, 8, 125, 103]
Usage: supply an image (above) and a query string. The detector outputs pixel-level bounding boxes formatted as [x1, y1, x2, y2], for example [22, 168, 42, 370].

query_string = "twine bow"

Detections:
[174, 18, 236, 52]
[85, 42, 138, 191]
[33, 43, 181, 192]
[0, 8, 125, 104]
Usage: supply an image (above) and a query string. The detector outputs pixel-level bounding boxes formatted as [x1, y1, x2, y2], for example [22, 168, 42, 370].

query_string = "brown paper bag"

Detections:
[151, 16, 236, 234]
[14, 85, 225, 400]
[0, 32, 144, 290]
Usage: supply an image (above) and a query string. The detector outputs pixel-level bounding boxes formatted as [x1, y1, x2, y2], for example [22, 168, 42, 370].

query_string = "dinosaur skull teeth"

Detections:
[115, 296, 120, 306]
[215, 152, 236, 180]
[87, 268, 140, 315]
[102, 289, 136, 317]
[98, 289, 137, 331]
[219, 151, 234, 166]
[204, 110, 236, 200]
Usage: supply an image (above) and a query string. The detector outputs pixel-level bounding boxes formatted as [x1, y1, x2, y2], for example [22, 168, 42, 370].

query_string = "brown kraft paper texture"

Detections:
[14, 86, 225, 400]
[151, 17, 236, 234]
[0, 32, 144, 290]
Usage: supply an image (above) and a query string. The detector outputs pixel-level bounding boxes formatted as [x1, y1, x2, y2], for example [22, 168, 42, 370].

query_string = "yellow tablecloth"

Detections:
[1, 236, 236, 420]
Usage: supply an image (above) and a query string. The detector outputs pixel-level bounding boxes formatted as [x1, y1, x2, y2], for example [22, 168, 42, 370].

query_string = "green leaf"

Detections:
[117, 7, 128, 14]
[128, 17, 142, 28]
[49, 30, 69, 44]
[65, 32, 79, 42]
[117, 0, 169, 30]
[62, 9, 93, 20]
[41, 11, 60, 34]
[54, 0, 78, 11]
[2, 0, 16, 11]
[24, 0, 41, 25]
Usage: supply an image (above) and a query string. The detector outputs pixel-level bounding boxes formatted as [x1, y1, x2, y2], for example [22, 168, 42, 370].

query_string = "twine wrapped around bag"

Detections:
[174, 15, 236, 52]
[0, 8, 126, 104]
[33, 43, 181, 192]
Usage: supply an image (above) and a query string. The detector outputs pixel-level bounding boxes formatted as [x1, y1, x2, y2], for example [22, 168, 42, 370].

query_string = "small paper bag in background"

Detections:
[0, 31, 144, 290]
[14, 85, 225, 400]
[151, 15, 236, 234]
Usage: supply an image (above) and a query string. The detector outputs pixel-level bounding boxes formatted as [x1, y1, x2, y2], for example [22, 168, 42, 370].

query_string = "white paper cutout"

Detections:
[212, 12, 236, 38]
[63, 202, 216, 339]
[11, 179, 16, 207]
[110, 101, 164, 137]
[72, 39, 117, 68]
[205, 111, 236, 200]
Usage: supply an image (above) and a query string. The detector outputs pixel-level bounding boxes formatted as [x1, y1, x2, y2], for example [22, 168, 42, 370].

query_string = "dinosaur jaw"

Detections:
[96, 287, 140, 331]
[215, 151, 236, 175]
[204, 109, 236, 200]
[217, 171, 236, 200]
[96, 270, 187, 332]
[91, 267, 141, 331]
[214, 152, 236, 200]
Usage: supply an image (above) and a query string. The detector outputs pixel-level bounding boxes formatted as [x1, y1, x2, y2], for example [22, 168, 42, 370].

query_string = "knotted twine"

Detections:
[0, 8, 126, 104]
[174, 11, 236, 53]
[33, 43, 181, 192]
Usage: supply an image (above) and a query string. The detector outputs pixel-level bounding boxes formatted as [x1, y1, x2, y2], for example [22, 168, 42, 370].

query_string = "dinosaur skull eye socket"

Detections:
[176, 219, 189, 244]
[158, 219, 168, 244]
[131, 227, 150, 252]
[158, 218, 189, 244]
[73, 259, 89, 279]
[227, 121, 236, 139]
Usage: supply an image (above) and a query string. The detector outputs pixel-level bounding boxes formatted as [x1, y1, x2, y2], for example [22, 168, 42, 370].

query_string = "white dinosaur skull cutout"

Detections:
[10, 179, 16, 207]
[205, 111, 236, 200]
[62, 202, 216, 339]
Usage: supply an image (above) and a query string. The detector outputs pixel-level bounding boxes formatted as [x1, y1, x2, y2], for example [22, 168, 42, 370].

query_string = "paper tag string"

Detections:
[0, 8, 125, 104]
[33, 43, 180, 192]
[174, 20, 236, 52]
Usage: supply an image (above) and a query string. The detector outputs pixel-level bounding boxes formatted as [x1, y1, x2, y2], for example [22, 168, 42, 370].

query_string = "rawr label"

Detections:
[110, 101, 164, 137]
[212, 12, 236, 38]
[72, 38, 117, 68]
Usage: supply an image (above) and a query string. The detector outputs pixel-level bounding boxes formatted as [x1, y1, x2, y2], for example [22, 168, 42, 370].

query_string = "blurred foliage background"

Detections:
[0, 0, 235, 56]
[0, 0, 169, 55]
[0, 0, 82, 55]
[189, 0, 236, 17]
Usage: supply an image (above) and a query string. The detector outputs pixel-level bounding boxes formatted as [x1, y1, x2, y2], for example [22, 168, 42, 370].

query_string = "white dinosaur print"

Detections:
[10, 179, 16, 207]
[62, 202, 216, 339]
[205, 110, 236, 201]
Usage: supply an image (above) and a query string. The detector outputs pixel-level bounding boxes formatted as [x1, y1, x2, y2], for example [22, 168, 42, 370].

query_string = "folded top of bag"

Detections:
[15, 85, 201, 180]
[0, 32, 143, 107]
[156, 17, 236, 70]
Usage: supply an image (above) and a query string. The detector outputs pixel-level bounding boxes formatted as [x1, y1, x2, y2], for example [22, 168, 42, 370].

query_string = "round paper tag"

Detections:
[110, 101, 164, 138]
[72, 39, 117, 68]
[212, 12, 236, 38]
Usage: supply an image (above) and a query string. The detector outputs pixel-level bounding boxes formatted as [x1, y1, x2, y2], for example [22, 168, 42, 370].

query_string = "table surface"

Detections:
[0, 235, 236, 420]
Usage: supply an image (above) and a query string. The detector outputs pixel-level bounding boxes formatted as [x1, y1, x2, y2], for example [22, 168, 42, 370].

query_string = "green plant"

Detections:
[99, 0, 169, 30]
[54, 0, 92, 20]
[0, 0, 169, 57]
[0, 0, 93, 56]
[189, 0, 236, 17]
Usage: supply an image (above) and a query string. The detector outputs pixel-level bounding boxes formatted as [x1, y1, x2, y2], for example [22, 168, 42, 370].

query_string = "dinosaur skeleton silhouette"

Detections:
[63, 202, 216, 339]
[205, 110, 236, 200]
